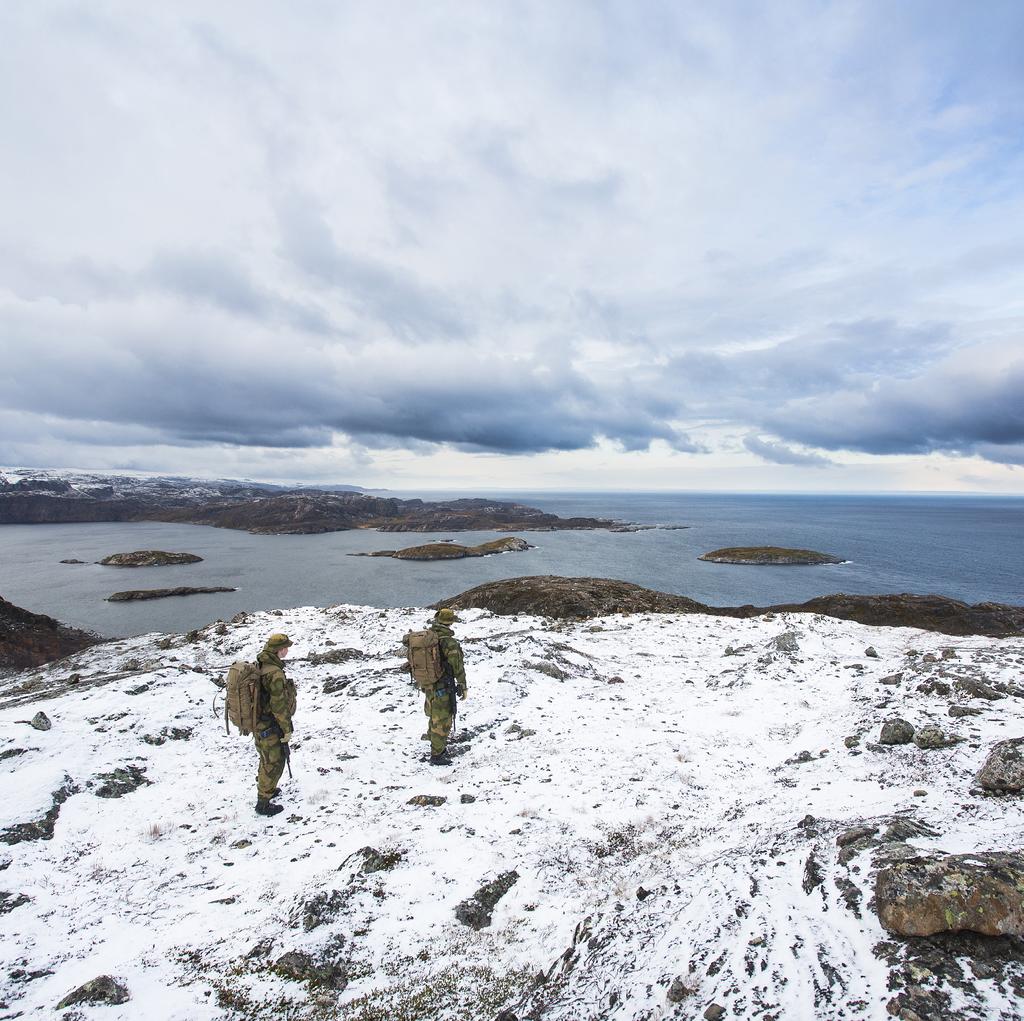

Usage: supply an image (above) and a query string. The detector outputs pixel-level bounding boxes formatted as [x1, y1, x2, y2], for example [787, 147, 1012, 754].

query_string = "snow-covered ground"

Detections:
[2, 605, 1023, 1020]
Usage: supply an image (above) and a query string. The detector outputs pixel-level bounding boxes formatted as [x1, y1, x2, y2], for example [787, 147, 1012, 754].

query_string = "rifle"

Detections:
[282, 739, 293, 779]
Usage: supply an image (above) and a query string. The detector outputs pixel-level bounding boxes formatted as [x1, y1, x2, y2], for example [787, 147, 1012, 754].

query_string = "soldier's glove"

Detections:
[458, 687, 467, 701]
[280, 730, 292, 744]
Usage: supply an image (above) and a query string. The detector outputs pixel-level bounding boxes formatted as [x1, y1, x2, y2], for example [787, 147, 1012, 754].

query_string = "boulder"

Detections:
[0, 595, 99, 670]
[880, 718, 915, 745]
[976, 738, 1024, 793]
[56, 975, 129, 1008]
[876, 852, 1024, 937]
[912, 726, 961, 750]
[455, 870, 520, 929]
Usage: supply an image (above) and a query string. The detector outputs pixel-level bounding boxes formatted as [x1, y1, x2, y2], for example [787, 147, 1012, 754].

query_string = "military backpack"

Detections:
[404, 629, 445, 690]
[224, 661, 263, 736]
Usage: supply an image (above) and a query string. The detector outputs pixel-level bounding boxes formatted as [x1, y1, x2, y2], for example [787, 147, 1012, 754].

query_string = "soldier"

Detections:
[253, 632, 296, 818]
[422, 607, 468, 766]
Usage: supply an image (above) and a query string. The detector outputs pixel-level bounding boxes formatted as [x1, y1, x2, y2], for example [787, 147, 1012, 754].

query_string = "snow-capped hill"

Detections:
[1, 606, 1023, 1019]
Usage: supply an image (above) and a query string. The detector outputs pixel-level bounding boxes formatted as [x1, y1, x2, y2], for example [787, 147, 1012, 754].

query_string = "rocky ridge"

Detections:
[98, 551, 203, 567]
[1, 602, 1022, 1019]
[0, 471, 617, 535]
[437, 575, 1024, 637]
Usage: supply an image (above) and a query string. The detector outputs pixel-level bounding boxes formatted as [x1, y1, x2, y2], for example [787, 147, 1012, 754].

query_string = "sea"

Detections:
[1, 491, 1022, 639]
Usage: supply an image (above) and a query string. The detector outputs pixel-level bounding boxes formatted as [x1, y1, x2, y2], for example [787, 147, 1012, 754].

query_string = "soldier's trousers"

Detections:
[423, 684, 453, 755]
[254, 726, 285, 799]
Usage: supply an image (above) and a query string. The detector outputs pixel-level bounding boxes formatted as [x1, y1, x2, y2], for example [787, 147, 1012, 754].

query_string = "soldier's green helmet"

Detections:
[434, 607, 460, 624]
[265, 632, 293, 649]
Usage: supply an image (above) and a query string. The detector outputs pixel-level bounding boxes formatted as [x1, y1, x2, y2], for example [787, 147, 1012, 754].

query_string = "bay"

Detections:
[0, 491, 1021, 639]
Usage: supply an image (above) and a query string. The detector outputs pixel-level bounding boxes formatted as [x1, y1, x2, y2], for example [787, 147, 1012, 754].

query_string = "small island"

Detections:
[98, 550, 203, 567]
[351, 537, 534, 561]
[698, 546, 844, 565]
[106, 586, 235, 602]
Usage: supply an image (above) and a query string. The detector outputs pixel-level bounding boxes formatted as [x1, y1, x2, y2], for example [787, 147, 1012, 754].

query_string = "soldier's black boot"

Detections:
[255, 797, 284, 817]
[429, 751, 452, 766]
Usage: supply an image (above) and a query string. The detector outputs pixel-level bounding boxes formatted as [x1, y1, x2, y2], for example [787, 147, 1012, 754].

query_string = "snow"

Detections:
[1, 604, 1023, 1020]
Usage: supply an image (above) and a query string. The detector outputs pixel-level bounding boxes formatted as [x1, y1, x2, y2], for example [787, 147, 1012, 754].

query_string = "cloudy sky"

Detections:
[2, 1, 1023, 492]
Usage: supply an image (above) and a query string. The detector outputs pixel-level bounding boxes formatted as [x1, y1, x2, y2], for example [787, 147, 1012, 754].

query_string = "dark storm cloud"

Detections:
[765, 356, 1024, 459]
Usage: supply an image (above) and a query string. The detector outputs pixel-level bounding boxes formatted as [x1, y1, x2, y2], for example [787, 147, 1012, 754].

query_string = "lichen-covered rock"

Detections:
[875, 851, 1024, 937]
[93, 764, 151, 798]
[976, 738, 1024, 793]
[455, 870, 519, 929]
[407, 794, 446, 807]
[56, 974, 129, 1008]
[954, 678, 1005, 701]
[880, 718, 915, 745]
[28, 711, 51, 731]
[912, 726, 961, 750]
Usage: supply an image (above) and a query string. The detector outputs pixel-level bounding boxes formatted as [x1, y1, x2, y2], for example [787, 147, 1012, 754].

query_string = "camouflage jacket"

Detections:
[256, 649, 296, 733]
[429, 622, 466, 692]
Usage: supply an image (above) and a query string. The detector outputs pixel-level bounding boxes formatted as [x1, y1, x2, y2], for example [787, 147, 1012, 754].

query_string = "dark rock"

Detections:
[0, 891, 30, 913]
[667, 976, 693, 1002]
[349, 846, 404, 874]
[876, 851, 1024, 937]
[28, 711, 51, 732]
[0, 595, 99, 670]
[954, 678, 1005, 701]
[56, 975, 129, 1008]
[299, 889, 348, 931]
[141, 727, 192, 746]
[322, 677, 354, 694]
[948, 705, 981, 718]
[305, 647, 364, 666]
[407, 794, 446, 807]
[802, 852, 824, 894]
[98, 550, 202, 567]
[912, 726, 960, 750]
[976, 738, 1024, 793]
[916, 679, 951, 696]
[106, 586, 236, 602]
[275, 951, 316, 980]
[460, 794, 477, 804]
[838, 824, 880, 847]
[0, 748, 28, 761]
[1, 778, 78, 844]
[60, 559, 86, 564]
[770, 632, 800, 654]
[844, 735, 861, 748]
[880, 719, 915, 745]
[704, 1005, 727, 1021]
[699, 546, 843, 565]
[455, 870, 519, 929]
[883, 818, 939, 843]
[865, 646, 879, 658]
[93, 764, 151, 798]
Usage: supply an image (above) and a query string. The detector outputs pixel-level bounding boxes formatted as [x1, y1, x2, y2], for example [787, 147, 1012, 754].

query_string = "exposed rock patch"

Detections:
[454, 870, 520, 929]
[0, 778, 77, 845]
[56, 974, 129, 1008]
[0, 595, 99, 670]
[699, 546, 843, 565]
[98, 550, 202, 567]
[93, 764, 151, 798]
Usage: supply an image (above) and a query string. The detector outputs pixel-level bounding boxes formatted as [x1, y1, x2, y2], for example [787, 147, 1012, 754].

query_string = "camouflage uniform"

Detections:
[254, 641, 296, 801]
[423, 619, 467, 757]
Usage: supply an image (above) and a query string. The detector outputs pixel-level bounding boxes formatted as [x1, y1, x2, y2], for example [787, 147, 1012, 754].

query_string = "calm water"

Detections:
[0, 492, 1021, 638]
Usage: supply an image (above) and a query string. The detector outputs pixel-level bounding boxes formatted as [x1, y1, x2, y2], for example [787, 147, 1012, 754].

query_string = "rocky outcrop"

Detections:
[454, 871, 520, 929]
[98, 550, 202, 567]
[876, 852, 1024, 937]
[0, 595, 99, 670]
[105, 586, 236, 602]
[438, 576, 708, 618]
[976, 738, 1024, 793]
[437, 576, 1024, 636]
[353, 537, 534, 561]
[699, 546, 843, 565]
